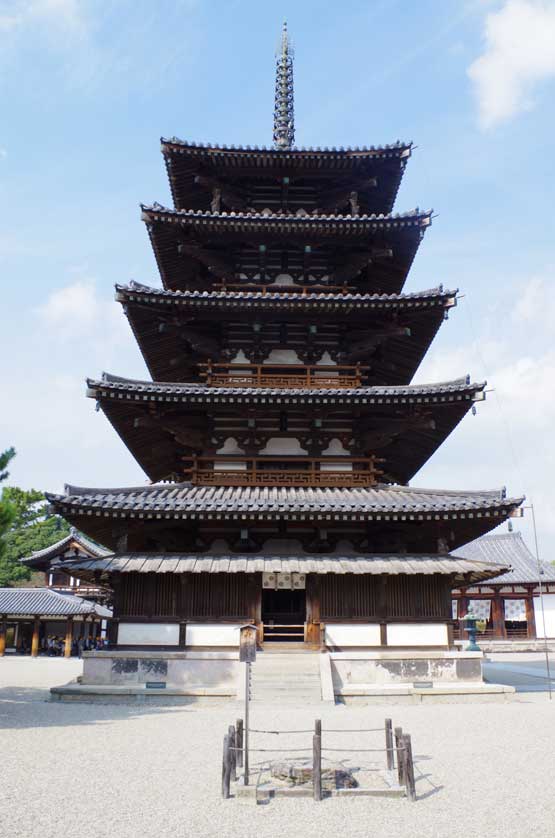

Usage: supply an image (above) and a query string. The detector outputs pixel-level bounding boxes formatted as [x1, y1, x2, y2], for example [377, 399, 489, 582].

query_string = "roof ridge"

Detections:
[160, 137, 413, 154]
[141, 203, 432, 223]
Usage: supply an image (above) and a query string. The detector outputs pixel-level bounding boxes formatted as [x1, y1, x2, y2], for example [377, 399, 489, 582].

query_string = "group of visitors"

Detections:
[42, 634, 105, 657]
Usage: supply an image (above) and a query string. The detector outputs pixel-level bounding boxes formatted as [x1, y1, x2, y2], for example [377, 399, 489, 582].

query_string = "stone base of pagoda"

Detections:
[69, 650, 242, 697]
[328, 649, 514, 702]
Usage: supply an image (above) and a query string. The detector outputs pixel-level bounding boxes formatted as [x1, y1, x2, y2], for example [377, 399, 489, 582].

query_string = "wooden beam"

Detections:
[525, 588, 537, 639]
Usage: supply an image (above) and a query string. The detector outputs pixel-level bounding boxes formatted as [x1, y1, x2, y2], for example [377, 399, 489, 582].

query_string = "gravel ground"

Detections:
[1, 657, 555, 838]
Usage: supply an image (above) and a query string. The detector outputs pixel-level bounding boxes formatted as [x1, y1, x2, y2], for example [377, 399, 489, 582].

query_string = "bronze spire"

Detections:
[273, 22, 295, 150]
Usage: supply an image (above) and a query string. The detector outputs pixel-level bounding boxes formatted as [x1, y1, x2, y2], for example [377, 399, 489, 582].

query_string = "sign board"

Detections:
[145, 681, 166, 689]
[239, 624, 257, 663]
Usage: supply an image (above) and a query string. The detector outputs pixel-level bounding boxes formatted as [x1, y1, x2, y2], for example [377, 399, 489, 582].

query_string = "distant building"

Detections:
[453, 532, 555, 641]
[0, 588, 111, 656]
[20, 527, 112, 605]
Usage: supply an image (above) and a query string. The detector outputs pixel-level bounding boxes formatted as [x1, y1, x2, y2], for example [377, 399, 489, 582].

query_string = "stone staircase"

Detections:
[250, 649, 322, 703]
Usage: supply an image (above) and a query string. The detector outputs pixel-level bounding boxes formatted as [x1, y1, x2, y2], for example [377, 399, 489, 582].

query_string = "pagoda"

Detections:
[48, 25, 523, 670]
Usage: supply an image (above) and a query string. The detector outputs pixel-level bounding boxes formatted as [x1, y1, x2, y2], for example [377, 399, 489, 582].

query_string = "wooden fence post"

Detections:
[385, 718, 394, 771]
[394, 726, 405, 786]
[236, 718, 243, 769]
[313, 719, 322, 801]
[228, 725, 237, 782]
[403, 734, 416, 802]
[222, 734, 231, 799]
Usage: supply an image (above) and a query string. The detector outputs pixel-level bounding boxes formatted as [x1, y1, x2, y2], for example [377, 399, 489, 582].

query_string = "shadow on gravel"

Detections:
[0, 686, 200, 729]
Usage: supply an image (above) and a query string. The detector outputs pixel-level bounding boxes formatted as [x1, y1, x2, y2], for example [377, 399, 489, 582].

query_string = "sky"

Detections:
[1, 0, 555, 557]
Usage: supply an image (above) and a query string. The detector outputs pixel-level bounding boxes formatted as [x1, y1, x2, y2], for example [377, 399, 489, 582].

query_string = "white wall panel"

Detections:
[387, 623, 448, 646]
[117, 623, 180, 646]
[325, 624, 381, 646]
[534, 594, 555, 638]
[186, 623, 242, 646]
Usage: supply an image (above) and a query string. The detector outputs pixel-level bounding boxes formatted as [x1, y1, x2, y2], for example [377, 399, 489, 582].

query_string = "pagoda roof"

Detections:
[87, 373, 484, 484]
[116, 282, 455, 385]
[161, 137, 412, 215]
[141, 204, 431, 294]
[116, 281, 455, 311]
[20, 527, 111, 570]
[455, 531, 555, 585]
[161, 137, 413, 161]
[47, 483, 524, 520]
[60, 549, 507, 586]
[89, 372, 482, 404]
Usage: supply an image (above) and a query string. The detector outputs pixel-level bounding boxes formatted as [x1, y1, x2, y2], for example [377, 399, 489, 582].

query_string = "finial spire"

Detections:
[273, 22, 295, 150]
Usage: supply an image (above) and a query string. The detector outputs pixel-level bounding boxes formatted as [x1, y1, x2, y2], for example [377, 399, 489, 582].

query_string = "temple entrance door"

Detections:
[262, 588, 306, 642]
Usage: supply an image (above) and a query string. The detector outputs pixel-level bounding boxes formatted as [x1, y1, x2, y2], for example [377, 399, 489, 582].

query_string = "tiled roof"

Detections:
[116, 281, 457, 310]
[47, 483, 523, 522]
[88, 373, 484, 405]
[455, 531, 555, 584]
[20, 528, 111, 567]
[161, 137, 412, 159]
[0, 588, 112, 618]
[141, 204, 432, 233]
[64, 550, 507, 585]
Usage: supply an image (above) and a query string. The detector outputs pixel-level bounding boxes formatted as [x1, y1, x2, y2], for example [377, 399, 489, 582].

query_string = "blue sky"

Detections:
[2, 0, 555, 556]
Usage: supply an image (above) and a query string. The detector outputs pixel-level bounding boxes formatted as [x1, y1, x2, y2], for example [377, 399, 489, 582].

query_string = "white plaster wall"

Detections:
[118, 623, 180, 646]
[216, 437, 246, 456]
[264, 349, 300, 364]
[315, 352, 336, 366]
[186, 623, 242, 647]
[325, 624, 381, 647]
[321, 439, 350, 456]
[387, 623, 448, 646]
[534, 594, 555, 638]
[260, 438, 307, 456]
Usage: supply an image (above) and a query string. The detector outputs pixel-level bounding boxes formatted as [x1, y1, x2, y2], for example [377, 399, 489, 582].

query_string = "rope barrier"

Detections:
[248, 728, 314, 734]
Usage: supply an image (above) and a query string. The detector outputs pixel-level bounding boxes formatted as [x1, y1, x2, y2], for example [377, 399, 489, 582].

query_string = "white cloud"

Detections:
[0, 0, 86, 34]
[36, 278, 128, 347]
[415, 272, 555, 555]
[468, 0, 555, 129]
[0, 147, 7, 158]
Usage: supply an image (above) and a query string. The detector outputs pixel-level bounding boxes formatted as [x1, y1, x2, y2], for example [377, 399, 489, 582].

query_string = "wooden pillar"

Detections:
[525, 588, 537, 639]
[247, 573, 263, 645]
[491, 595, 506, 639]
[0, 615, 6, 657]
[64, 617, 73, 657]
[31, 617, 40, 658]
[305, 575, 321, 647]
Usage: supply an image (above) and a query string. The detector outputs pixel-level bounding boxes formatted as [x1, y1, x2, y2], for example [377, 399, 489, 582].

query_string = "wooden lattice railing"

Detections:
[183, 455, 382, 487]
[212, 282, 358, 295]
[199, 362, 367, 389]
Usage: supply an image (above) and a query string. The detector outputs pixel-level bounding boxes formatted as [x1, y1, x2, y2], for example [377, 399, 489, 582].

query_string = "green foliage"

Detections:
[0, 448, 17, 573]
[0, 471, 70, 587]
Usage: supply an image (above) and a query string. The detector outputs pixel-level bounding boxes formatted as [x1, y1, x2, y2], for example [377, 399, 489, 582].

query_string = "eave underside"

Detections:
[87, 378, 483, 485]
[117, 284, 456, 385]
[142, 208, 430, 294]
[162, 141, 411, 215]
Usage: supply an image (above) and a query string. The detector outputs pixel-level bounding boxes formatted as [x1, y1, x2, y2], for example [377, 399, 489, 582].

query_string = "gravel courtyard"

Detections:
[1, 657, 554, 838]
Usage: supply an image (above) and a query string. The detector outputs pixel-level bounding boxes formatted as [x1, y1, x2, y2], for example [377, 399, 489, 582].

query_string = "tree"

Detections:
[0, 455, 70, 586]
[0, 448, 17, 578]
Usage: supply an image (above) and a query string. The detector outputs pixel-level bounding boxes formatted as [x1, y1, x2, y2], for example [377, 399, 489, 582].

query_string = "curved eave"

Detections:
[85, 375, 486, 485]
[161, 138, 413, 215]
[142, 206, 432, 294]
[116, 283, 457, 386]
[47, 484, 525, 553]
[141, 204, 432, 234]
[161, 137, 413, 159]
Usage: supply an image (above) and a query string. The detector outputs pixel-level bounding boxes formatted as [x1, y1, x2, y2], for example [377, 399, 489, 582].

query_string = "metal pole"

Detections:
[244, 660, 250, 784]
[529, 503, 552, 700]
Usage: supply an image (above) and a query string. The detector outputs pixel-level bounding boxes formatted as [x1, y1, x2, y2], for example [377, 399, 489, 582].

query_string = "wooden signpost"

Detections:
[239, 624, 257, 786]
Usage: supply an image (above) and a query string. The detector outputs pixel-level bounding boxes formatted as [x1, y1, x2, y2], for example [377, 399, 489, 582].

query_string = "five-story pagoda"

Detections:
[49, 25, 522, 666]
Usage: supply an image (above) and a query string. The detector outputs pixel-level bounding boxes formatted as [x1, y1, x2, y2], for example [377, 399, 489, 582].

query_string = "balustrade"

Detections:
[199, 362, 367, 389]
[183, 455, 382, 487]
